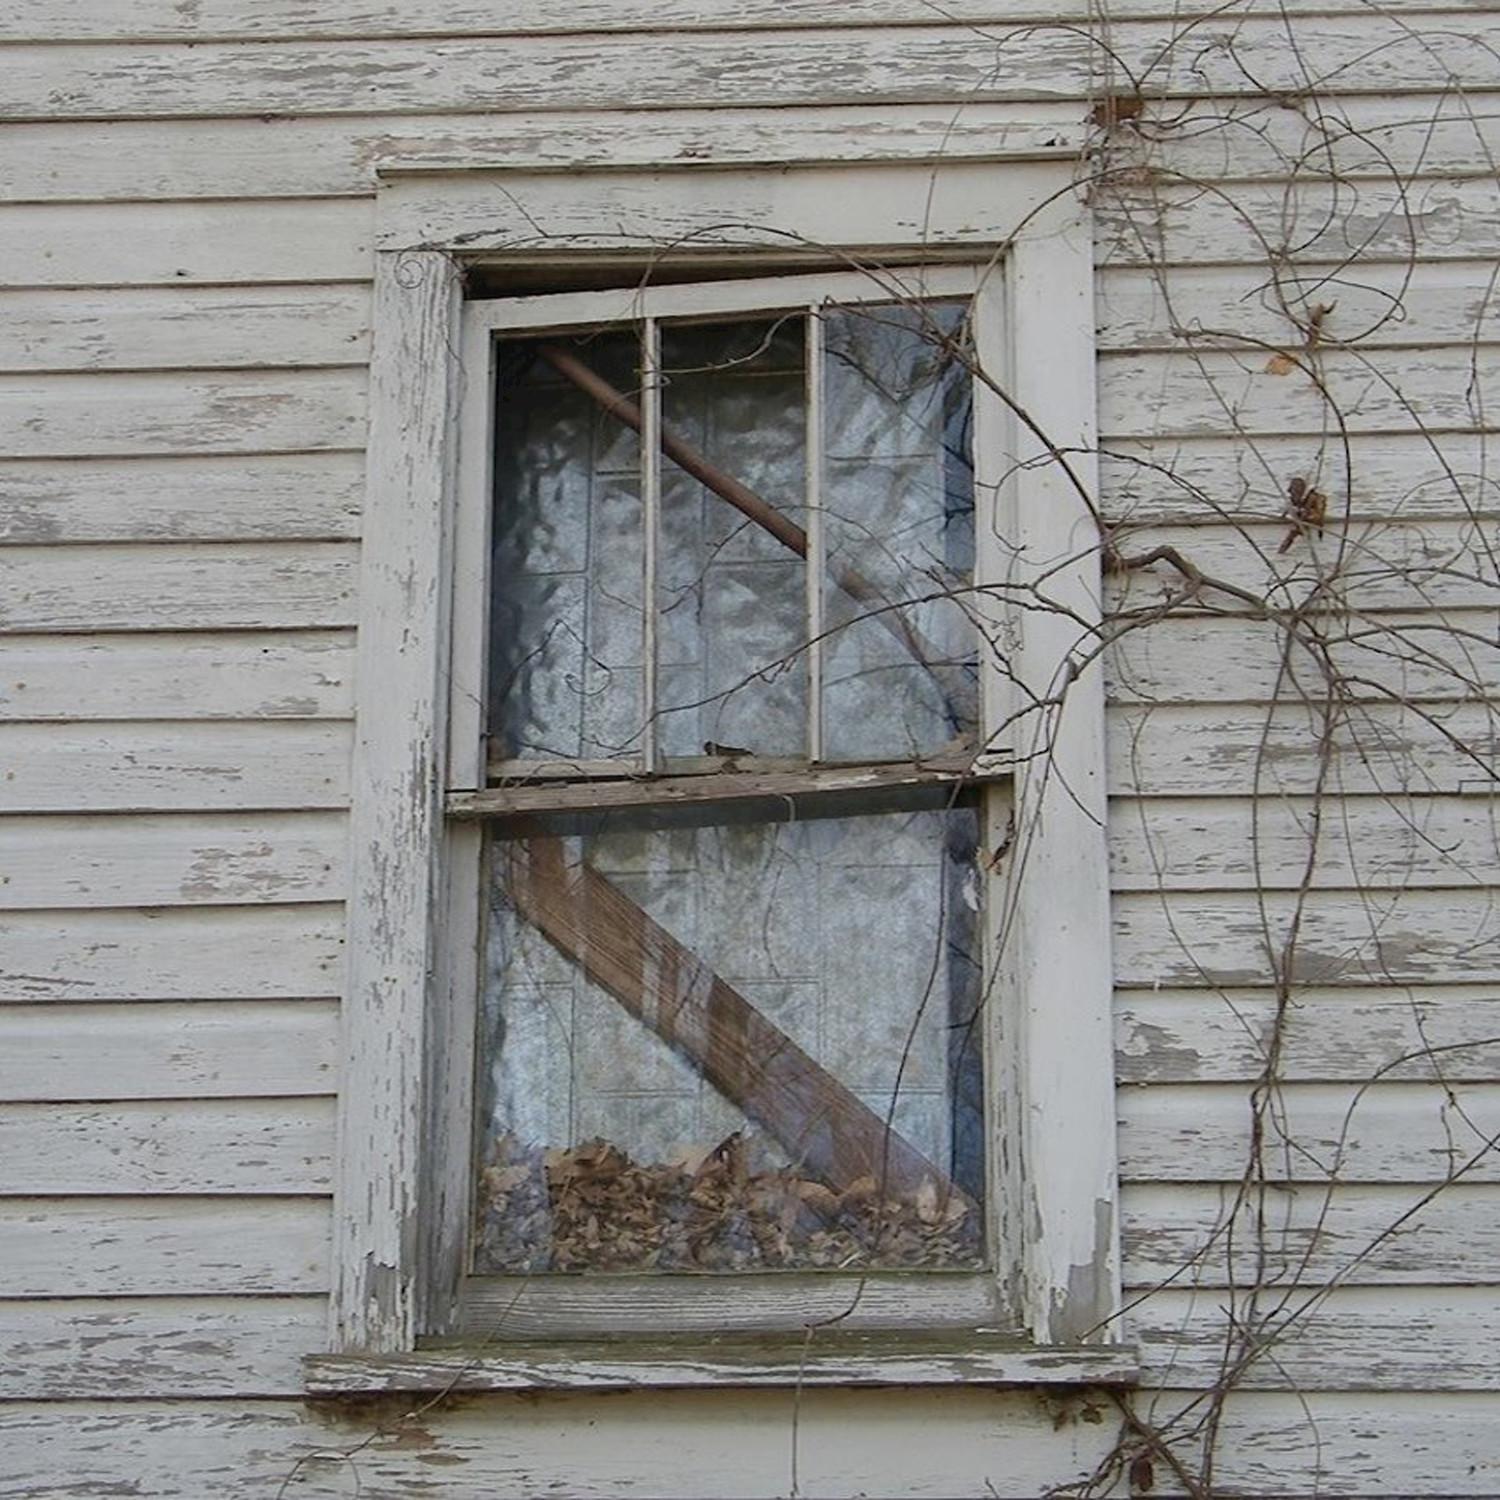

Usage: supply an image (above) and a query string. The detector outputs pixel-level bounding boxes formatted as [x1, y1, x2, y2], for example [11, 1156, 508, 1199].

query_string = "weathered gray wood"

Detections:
[0, 1000, 338, 1099]
[1098, 177, 1500, 267]
[0, 0, 1471, 42]
[0, 904, 344, 1001]
[4, 20, 1493, 122]
[0, 542, 358, 633]
[0, 452, 364, 543]
[306, 1337, 1137, 1394]
[0, 1296, 324, 1398]
[1108, 793, 1497, 892]
[0, 1199, 328, 1296]
[1133, 1285, 1500, 1390]
[0, 285, 371, 372]
[1116, 986, 1500, 1083]
[0, 372, 366, 458]
[1118, 1081, 1500, 1183]
[0, 1099, 333, 1194]
[0, 199, 372, 286]
[0, 721, 352, 813]
[1113, 887, 1500, 987]
[0, 812, 345, 909]
[1097, 258, 1500, 353]
[1122, 1180, 1500, 1286]
[332, 249, 458, 1354]
[0, 1390, 1123, 1500]
[11, 93, 1494, 204]
[1099, 347, 1498, 441]
[0, 630, 354, 720]
[1106, 517, 1499, 614]
[1100, 429, 1500, 525]
[1107, 701, 1498, 797]
[1104, 608, 1500, 706]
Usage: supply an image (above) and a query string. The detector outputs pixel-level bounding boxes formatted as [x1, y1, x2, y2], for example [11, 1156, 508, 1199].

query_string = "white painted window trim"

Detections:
[315, 156, 1125, 1392]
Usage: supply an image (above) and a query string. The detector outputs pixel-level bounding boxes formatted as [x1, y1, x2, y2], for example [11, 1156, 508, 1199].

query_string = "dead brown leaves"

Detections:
[473, 1132, 982, 1274]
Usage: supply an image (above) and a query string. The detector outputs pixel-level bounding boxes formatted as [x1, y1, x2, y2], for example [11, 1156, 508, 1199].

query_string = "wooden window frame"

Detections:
[310, 158, 1130, 1394]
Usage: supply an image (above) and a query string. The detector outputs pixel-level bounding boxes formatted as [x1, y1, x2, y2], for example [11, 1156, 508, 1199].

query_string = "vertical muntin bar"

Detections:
[641, 317, 661, 774]
[805, 306, 825, 764]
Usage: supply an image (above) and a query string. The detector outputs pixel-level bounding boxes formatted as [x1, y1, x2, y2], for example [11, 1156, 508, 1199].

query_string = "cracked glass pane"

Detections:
[473, 786, 986, 1274]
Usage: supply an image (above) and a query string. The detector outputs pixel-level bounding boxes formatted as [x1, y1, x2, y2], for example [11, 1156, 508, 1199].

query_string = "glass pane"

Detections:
[474, 787, 986, 1274]
[657, 317, 808, 759]
[488, 332, 645, 764]
[820, 301, 978, 762]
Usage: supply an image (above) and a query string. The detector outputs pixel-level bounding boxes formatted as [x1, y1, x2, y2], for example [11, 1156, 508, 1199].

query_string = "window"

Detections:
[314, 159, 1127, 1391]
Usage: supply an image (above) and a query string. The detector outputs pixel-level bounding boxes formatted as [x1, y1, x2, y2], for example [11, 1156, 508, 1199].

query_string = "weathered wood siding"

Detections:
[2, 3, 1495, 1495]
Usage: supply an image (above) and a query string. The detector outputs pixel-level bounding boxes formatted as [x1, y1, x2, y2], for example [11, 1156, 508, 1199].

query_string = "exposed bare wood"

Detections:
[1113, 887, 1500, 988]
[454, 751, 991, 816]
[0, 1200, 328, 1297]
[1118, 1081, 1500, 1182]
[0, 284, 371, 373]
[306, 1335, 1136, 1393]
[0, 542, 358, 634]
[0, 453, 364, 545]
[0, 721, 352, 813]
[0, 1099, 333, 1194]
[0, 904, 344, 1002]
[1124, 1180, 1500, 1287]
[0, 1000, 338, 1100]
[0, 630, 354, 721]
[1116, 986, 1500, 1084]
[505, 835, 968, 1205]
[0, 1296, 325, 1399]
[0, 372, 366, 459]
[3, 20, 1494, 123]
[1108, 793, 1497, 892]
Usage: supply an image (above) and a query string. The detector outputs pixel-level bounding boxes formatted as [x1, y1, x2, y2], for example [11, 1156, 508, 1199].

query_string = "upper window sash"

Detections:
[451, 264, 1002, 796]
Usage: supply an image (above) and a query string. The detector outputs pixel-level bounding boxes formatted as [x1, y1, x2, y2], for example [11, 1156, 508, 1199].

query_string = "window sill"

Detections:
[304, 1334, 1137, 1394]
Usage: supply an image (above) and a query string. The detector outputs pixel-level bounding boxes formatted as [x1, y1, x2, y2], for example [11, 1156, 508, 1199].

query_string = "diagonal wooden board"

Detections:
[503, 832, 972, 1208]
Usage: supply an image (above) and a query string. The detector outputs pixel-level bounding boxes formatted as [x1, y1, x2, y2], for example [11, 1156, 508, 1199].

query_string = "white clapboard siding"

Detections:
[0, 904, 344, 1002]
[2, 1390, 1497, 1500]
[0, 453, 364, 543]
[1098, 177, 1500, 268]
[0, 721, 352, 813]
[0, 1296, 325, 1400]
[1097, 259, 1500, 353]
[0, 0, 1472, 43]
[0, 199, 373, 286]
[3, 19, 1493, 122]
[1104, 609, 1500, 706]
[0, 812, 346, 909]
[0, 631, 354, 720]
[6, 94, 1493, 205]
[1105, 518, 1499, 614]
[1133, 1285, 1500, 1391]
[1116, 986, 1500, 1084]
[1100, 430, 1500, 525]
[0, 1198, 329, 1297]
[0, 372, 366, 459]
[1113, 887, 1500, 988]
[1108, 794, 1497, 892]
[1118, 1081, 1500, 1183]
[0, 285, 371, 372]
[1098, 347, 1496, 441]
[0, 543, 358, 633]
[0, 104, 1087, 203]
[0, 1000, 339, 1100]
[1122, 1180, 1500, 1287]
[0, 1098, 333, 1194]
[1108, 701, 1498, 797]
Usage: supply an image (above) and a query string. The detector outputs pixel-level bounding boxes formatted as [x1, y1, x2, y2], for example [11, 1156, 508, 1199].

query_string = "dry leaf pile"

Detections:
[474, 1131, 982, 1273]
